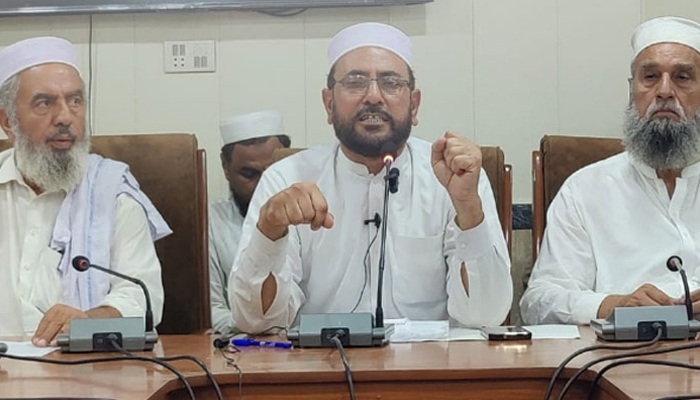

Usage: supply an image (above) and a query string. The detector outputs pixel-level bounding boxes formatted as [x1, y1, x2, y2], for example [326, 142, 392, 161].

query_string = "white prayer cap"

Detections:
[328, 22, 413, 68]
[220, 110, 286, 145]
[0, 36, 80, 88]
[631, 16, 700, 60]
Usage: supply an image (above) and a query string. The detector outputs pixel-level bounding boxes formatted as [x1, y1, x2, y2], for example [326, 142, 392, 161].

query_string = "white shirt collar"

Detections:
[335, 140, 412, 179]
[0, 149, 26, 187]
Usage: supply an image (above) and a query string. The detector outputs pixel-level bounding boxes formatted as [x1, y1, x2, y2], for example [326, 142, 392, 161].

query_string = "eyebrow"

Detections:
[30, 89, 84, 104]
[378, 71, 403, 78]
[30, 93, 57, 103]
[676, 63, 697, 74]
[66, 89, 85, 98]
[639, 61, 697, 72]
[343, 70, 405, 78]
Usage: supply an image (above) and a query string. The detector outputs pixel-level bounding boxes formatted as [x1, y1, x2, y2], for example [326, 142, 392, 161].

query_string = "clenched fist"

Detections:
[431, 131, 484, 230]
[257, 182, 335, 241]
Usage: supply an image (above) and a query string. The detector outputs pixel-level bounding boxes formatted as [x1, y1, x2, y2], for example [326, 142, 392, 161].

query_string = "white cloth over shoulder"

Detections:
[51, 154, 172, 311]
[521, 152, 700, 325]
[229, 137, 512, 333]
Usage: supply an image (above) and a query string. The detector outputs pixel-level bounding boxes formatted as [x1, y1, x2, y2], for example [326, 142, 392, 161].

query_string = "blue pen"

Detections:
[232, 338, 292, 349]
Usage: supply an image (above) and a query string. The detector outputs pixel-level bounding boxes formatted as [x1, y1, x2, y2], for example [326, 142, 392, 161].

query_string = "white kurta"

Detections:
[229, 137, 512, 333]
[208, 197, 244, 333]
[0, 149, 165, 335]
[521, 152, 700, 325]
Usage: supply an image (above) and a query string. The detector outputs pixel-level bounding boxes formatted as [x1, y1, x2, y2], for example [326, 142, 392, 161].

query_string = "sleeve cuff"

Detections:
[452, 217, 495, 261]
[240, 226, 290, 278]
[572, 292, 609, 325]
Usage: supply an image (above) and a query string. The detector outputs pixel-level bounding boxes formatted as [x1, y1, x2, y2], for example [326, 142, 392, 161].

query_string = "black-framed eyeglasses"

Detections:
[335, 74, 410, 96]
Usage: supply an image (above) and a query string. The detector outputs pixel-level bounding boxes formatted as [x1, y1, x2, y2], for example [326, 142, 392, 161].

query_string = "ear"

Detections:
[220, 151, 232, 180]
[322, 88, 334, 125]
[0, 109, 14, 141]
[410, 89, 421, 126]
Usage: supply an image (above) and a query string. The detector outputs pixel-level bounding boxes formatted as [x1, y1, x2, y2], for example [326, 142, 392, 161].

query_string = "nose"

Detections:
[657, 72, 675, 101]
[53, 99, 74, 127]
[362, 79, 385, 105]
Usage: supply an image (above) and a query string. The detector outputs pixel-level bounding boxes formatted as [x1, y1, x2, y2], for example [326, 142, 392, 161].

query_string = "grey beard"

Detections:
[622, 103, 700, 170]
[12, 124, 90, 193]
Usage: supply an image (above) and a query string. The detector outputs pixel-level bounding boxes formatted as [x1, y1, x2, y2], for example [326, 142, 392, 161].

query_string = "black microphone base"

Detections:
[287, 313, 390, 348]
[591, 305, 700, 341]
[56, 317, 158, 352]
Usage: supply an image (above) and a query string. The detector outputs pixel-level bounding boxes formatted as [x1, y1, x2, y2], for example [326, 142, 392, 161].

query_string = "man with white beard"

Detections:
[0, 37, 170, 345]
[521, 16, 700, 325]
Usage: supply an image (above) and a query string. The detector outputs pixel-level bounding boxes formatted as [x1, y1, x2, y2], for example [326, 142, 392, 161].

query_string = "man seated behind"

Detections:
[229, 22, 512, 333]
[521, 17, 700, 325]
[210, 110, 290, 334]
[0, 37, 170, 345]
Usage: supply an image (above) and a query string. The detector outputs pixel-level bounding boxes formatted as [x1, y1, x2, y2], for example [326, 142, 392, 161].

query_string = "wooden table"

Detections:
[1, 327, 699, 400]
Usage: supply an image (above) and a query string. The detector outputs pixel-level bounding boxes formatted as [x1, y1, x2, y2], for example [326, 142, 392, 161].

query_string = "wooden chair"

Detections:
[0, 134, 211, 334]
[272, 146, 514, 255]
[531, 135, 624, 262]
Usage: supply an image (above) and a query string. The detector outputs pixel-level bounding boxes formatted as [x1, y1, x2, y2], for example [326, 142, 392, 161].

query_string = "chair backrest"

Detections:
[0, 134, 210, 334]
[271, 146, 514, 255]
[531, 135, 624, 262]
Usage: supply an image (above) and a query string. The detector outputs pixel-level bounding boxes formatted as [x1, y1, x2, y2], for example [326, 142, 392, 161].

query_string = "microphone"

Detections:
[590, 255, 700, 341]
[375, 142, 401, 329]
[388, 167, 399, 194]
[71, 256, 154, 332]
[363, 213, 381, 228]
[667, 255, 693, 320]
[380, 141, 398, 165]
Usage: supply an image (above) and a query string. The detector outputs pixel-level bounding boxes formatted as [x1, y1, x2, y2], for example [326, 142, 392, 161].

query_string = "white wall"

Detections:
[1, 0, 699, 202]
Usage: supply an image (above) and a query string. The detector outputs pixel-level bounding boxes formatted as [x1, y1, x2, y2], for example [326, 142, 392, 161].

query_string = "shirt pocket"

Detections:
[27, 247, 63, 313]
[391, 234, 447, 305]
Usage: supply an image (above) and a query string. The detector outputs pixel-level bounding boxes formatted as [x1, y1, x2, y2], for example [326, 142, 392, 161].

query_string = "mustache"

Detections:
[45, 126, 77, 142]
[645, 98, 686, 120]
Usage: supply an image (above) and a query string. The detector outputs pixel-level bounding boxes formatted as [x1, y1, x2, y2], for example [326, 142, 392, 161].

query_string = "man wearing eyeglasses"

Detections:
[229, 22, 512, 333]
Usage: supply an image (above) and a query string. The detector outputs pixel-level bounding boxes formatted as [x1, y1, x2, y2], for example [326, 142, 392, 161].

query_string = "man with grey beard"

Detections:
[521, 16, 700, 325]
[0, 37, 170, 345]
[229, 22, 512, 333]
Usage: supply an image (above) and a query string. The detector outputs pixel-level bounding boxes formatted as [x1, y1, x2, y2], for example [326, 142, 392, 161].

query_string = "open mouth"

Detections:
[358, 113, 389, 124]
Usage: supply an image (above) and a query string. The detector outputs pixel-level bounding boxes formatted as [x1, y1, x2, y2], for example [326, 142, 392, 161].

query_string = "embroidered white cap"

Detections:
[220, 110, 286, 145]
[632, 16, 700, 59]
[0, 36, 80, 87]
[328, 22, 413, 68]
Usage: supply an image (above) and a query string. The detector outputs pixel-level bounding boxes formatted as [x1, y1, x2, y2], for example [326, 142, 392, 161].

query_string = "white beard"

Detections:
[12, 123, 90, 193]
[623, 100, 700, 170]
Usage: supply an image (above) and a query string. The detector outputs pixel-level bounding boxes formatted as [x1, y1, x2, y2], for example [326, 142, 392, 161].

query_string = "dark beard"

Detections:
[333, 103, 412, 157]
[623, 103, 700, 170]
[231, 188, 249, 218]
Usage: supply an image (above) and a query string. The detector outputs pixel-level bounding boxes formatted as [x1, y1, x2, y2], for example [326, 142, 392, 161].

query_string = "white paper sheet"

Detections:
[388, 320, 449, 343]
[2, 341, 58, 357]
[523, 324, 580, 339]
[386, 320, 580, 343]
